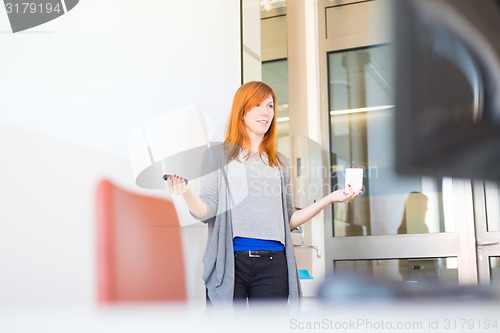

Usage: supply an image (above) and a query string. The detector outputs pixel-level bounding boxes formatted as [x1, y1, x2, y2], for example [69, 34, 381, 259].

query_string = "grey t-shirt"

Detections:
[227, 151, 285, 244]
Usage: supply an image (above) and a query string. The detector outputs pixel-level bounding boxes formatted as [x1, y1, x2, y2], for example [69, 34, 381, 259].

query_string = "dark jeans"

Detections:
[233, 250, 289, 302]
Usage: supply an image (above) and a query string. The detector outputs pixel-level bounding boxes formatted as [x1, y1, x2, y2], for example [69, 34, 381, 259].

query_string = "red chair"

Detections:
[96, 179, 186, 302]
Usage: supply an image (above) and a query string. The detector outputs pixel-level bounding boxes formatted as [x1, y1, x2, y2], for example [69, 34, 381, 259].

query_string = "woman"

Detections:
[167, 81, 361, 305]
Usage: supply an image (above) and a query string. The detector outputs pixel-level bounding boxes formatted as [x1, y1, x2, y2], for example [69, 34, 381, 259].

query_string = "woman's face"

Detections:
[242, 95, 274, 139]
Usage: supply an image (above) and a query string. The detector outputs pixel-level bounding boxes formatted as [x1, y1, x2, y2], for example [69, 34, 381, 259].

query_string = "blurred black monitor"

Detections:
[395, 0, 500, 180]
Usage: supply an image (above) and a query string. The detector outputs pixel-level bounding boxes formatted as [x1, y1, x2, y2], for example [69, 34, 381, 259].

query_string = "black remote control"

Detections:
[162, 174, 189, 185]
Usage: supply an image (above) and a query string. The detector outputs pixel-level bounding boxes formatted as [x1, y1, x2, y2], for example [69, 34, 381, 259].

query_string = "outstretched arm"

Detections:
[289, 186, 361, 230]
[167, 175, 208, 220]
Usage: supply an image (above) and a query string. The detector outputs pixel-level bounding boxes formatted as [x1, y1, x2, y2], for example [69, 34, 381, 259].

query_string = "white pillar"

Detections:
[287, 0, 325, 280]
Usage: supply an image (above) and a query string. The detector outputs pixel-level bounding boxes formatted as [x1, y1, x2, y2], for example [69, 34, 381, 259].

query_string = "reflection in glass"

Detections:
[485, 181, 500, 232]
[262, 59, 289, 138]
[491, 257, 500, 284]
[328, 45, 455, 237]
[397, 192, 429, 234]
[335, 257, 459, 285]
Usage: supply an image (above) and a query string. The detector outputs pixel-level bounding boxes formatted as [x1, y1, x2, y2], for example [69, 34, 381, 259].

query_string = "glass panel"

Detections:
[484, 181, 500, 232]
[490, 257, 500, 284]
[335, 257, 459, 285]
[262, 59, 289, 138]
[328, 45, 455, 237]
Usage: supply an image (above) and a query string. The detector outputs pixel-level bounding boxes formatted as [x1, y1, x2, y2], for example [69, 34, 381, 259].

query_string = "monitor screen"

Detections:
[395, 0, 500, 180]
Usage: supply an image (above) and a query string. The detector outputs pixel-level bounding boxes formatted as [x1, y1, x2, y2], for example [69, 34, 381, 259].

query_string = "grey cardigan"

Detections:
[197, 144, 302, 305]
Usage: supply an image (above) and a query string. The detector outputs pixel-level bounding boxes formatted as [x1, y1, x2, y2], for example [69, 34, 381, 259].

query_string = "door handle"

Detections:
[476, 239, 500, 249]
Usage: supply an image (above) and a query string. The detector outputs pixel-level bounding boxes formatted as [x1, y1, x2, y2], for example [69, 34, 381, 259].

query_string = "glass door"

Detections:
[318, 0, 478, 286]
[324, 44, 477, 286]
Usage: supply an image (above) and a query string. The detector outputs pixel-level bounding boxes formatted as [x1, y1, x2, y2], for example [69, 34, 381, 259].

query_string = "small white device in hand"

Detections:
[344, 168, 363, 194]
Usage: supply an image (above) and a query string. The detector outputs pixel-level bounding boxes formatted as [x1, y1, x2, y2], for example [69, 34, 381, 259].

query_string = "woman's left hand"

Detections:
[326, 185, 362, 203]
[289, 185, 363, 229]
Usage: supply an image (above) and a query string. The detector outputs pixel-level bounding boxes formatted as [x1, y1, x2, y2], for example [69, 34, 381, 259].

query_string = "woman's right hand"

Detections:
[167, 175, 191, 195]
[167, 174, 208, 220]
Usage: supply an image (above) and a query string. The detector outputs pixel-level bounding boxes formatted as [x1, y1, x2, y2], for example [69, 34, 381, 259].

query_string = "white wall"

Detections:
[0, 0, 240, 306]
[0, 0, 240, 155]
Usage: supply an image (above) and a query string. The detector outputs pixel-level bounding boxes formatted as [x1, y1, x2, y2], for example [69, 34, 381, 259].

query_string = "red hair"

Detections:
[224, 81, 284, 167]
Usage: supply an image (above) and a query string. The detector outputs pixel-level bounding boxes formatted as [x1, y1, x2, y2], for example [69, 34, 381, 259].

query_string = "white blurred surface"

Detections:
[1, 301, 500, 333]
